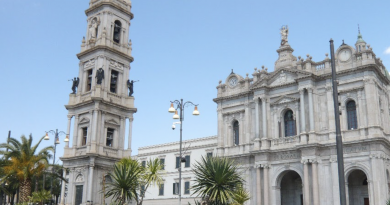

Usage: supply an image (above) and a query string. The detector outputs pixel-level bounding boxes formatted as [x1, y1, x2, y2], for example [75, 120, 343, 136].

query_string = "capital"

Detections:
[307, 87, 313, 93]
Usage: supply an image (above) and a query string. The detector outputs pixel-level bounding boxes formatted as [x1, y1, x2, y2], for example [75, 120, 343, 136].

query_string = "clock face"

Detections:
[229, 77, 238, 87]
[338, 49, 352, 61]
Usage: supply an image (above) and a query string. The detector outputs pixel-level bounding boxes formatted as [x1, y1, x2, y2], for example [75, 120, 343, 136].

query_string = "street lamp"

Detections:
[168, 99, 199, 205]
[44, 129, 67, 205]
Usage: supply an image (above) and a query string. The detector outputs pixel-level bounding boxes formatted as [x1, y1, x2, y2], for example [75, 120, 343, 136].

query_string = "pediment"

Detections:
[78, 117, 90, 124]
[105, 119, 119, 125]
[271, 95, 299, 105]
[268, 70, 297, 87]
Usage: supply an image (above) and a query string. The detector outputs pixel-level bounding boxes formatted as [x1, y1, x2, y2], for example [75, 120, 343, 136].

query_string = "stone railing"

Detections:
[103, 146, 118, 157]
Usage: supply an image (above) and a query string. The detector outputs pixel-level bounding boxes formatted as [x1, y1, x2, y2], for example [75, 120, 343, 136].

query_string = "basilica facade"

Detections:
[214, 28, 390, 205]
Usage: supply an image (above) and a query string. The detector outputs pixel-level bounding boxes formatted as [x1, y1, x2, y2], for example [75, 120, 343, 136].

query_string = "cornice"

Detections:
[65, 99, 137, 113]
[213, 91, 252, 103]
[138, 136, 217, 151]
[86, 1, 134, 19]
[137, 143, 218, 157]
[77, 45, 134, 62]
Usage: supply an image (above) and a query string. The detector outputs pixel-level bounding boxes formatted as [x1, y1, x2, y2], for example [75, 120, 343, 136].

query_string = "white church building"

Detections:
[60, 1, 390, 205]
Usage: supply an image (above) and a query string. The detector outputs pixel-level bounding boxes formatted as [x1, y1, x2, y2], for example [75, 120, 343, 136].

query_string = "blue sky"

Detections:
[1, 0, 390, 163]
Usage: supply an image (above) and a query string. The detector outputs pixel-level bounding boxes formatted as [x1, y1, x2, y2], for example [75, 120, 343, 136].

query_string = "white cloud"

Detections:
[385, 47, 390, 55]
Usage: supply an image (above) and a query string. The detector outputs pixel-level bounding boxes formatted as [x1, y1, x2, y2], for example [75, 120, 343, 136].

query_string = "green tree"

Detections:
[104, 157, 163, 205]
[0, 134, 53, 202]
[230, 186, 250, 205]
[191, 156, 245, 205]
[28, 190, 51, 205]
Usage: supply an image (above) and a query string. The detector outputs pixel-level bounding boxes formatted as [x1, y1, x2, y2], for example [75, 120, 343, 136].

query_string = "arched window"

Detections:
[233, 121, 239, 145]
[347, 100, 358, 130]
[284, 110, 296, 137]
[113, 20, 122, 43]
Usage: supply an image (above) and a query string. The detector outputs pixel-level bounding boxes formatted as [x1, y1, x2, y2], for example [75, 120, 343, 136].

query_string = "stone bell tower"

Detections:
[60, 0, 136, 204]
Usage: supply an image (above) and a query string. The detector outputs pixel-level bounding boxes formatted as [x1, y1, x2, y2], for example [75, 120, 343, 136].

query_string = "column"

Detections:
[256, 166, 262, 205]
[255, 98, 260, 139]
[87, 165, 94, 202]
[66, 115, 73, 148]
[312, 161, 320, 205]
[263, 165, 269, 205]
[308, 88, 315, 131]
[245, 103, 250, 145]
[72, 115, 79, 147]
[262, 98, 267, 139]
[120, 117, 125, 149]
[326, 85, 336, 136]
[364, 78, 380, 127]
[127, 117, 133, 151]
[60, 169, 67, 205]
[299, 89, 306, 133]
[303, 160, 310, 205]
[217, 106, 224, 147]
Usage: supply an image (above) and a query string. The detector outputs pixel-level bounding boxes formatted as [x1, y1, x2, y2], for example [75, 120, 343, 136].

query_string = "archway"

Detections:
[280, 171, 303, 205]
[348, 169, 369, 205]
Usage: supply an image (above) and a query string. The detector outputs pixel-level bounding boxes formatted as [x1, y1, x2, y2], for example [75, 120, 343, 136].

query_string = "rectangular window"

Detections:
[184, 182, 190, 195]
[175, 157, 180, 169]
[173, 183, 179, 195]
[86, 69, 92, 91]
[160, 158, 165, 170]
[110, 70, 119, 93]
[185, 155, 190, 168]
[82, 127, 88, 146]
[142, 161, 146, 168]
[159, 184, 164, 196]
[106, 128, 114, 147]
[207, 152, 213, 158]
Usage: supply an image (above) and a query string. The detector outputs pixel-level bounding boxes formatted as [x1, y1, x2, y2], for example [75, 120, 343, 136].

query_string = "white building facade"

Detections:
[135, 136, 217, 205]
[214, 28, 390, 205]
[60, 0, 136, 204]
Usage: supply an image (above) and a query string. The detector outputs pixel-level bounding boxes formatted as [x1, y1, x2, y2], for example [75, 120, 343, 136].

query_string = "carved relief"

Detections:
[75, 174, 84, 182]
[110, 60, 124, 70]
[84, 59, 95, 68]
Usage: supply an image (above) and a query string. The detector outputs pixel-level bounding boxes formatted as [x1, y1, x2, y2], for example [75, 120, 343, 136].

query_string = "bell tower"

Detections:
[60, 0, 136, 204]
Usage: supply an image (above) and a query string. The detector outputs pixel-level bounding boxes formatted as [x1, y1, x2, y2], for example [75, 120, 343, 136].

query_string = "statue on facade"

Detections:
[89, 18, 98, 40]
[127, 79, 139, 96]
[96, 68, 104, 84]
[280, 25, 289, 46]
[71, 77, 80, 94]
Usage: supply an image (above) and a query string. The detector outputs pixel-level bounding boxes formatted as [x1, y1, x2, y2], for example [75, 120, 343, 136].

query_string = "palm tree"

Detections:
[0, 134, 53, 202]
[230, 186, 250, 205]
[104, 157, 163, 205]
[191, 156, 245, 205]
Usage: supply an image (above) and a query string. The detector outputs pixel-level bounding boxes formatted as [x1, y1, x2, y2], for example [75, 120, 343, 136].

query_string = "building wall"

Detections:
[135, 136, 217, 205]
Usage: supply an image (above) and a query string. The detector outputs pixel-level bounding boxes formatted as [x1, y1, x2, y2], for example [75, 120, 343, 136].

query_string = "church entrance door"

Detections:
[280, 171, 303, 205]
[348, 169, 369, 205]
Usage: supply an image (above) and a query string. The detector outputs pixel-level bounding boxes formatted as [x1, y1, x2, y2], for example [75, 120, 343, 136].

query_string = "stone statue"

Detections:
[127, 79, 139, 96]
[96, 68, 104, 84]
[89, 18, 98, 39]
[71, 77, 80, 94]
[280, 25, 289, 45]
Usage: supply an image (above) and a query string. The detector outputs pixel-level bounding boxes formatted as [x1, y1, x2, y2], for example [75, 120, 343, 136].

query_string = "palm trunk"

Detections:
[20, 179, 32, 202]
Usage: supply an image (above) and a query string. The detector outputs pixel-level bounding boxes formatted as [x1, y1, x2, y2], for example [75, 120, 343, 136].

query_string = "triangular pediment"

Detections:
[105, 119, 119, 125]
[271, 95, 299, 105]
[78, 117, 90, 124]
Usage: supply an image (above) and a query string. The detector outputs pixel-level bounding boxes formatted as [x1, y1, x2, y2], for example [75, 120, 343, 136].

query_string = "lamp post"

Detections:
[44, 129, 68, 205]
[168, 99, 199, 205]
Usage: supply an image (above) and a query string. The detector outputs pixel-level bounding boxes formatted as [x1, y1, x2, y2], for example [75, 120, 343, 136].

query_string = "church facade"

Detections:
[214, 27, 390, 205]
[60, 0, 136, 204]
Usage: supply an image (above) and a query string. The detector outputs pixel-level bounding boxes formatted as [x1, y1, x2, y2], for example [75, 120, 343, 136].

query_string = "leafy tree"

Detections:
[0, 134, 53, 202]
[191, 156, 245, 205]
[104, 157, 163, 205]
[230, 185, 250, 205]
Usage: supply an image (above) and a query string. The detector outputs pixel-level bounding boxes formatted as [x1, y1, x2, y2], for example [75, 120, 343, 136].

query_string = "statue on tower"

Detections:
[280, 25, 289, 46]
[71, 77, 80, 94]
[96, 68, 104, 84]
[127, 79, 139, 96]
[89, 18, 99, 40]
